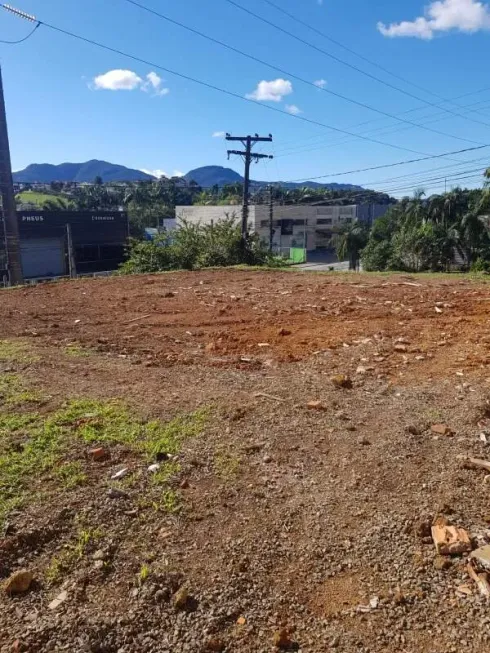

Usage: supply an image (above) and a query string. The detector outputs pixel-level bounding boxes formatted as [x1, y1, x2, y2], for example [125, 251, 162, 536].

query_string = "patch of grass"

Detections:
[0, 387, 209, 520]
[139, 563, 151, 584]
[149, 460, 180, 486]
[214, 450, 241, 480]
[0, 373, 48, 408]
[0, 340, 39, 364]
[64, 343, 91, 358]
[55, 461, 87, 489]
[160, 488, 181, 513]
[16, 190, 70, 209]
[145, 408, 209, 459]
[50, 399, 209, 455]
[46, 527, 102, 584]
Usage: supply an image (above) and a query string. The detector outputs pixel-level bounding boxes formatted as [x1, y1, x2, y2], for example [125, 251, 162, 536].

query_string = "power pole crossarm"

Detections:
[226, 133, 273, 246]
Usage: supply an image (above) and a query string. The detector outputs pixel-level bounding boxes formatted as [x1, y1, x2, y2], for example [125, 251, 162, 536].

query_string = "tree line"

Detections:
[338, 174, 490, 272]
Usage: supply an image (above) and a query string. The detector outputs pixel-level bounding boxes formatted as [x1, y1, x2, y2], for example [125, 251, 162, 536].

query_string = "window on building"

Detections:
[339, 206, 354, 215]
[317, 218, 332, 225]
[280, 219, 293, 235]
[260, 220, 269, 228]
[292, 219, 306, 225]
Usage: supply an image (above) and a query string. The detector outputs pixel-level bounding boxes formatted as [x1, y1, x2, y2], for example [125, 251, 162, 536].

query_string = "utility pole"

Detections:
[0, 65, 23, 286]
[226, 133, 273, 245]
[268, 185, 274, 252]
[66, 223, 77, 278]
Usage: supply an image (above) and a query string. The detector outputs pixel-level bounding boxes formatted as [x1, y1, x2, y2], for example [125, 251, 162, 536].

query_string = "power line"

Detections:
[1, 5, 458, 159]
[224, 0, 490, 133]
[260, 0, 445, 101]
[275, 99, 490, 159]
[0, 19, 39, 43]
[120, 0, 483, 147]
[4, 4, 490, 194]
[276, 86, 490, 153]
[280, 144, 490, 183]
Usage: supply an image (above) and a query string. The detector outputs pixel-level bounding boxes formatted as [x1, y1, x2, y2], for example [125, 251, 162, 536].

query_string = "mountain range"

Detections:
[183, 166, 361, 190]
[13, 160, 154, 183]
[13, 160, 362, 190]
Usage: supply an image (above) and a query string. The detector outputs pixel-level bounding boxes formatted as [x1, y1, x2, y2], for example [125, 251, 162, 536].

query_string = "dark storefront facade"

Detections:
[17, 211, 128, 279]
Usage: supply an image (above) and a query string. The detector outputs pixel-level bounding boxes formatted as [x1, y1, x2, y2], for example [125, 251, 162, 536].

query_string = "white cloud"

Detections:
[141, 169, 168, 178]
[212, 131, 226, 138]
[377, 0, 490, 39]
[314, 79, 327, 89]
[92, 69, 169, 95]
[285, 104, 302, 115]
[142, 71, 170, 96]
[140, 169, 184, 179]
[93, 69, 143, 91]
[246, 78, 293, 102]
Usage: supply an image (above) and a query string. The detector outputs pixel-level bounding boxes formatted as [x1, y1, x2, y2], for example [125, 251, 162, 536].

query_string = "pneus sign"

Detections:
[22, 215, 44, 222]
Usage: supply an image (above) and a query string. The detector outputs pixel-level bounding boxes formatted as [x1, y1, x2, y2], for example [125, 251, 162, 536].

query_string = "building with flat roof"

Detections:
[175, 203, 389, 254]
[16, 210, 128, 279]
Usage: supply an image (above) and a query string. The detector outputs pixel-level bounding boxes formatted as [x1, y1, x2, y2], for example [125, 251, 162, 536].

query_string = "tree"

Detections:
[333, 222, 368, 270]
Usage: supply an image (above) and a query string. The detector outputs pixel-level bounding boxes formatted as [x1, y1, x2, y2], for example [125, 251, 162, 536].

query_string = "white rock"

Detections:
[111, 468, 128, 480]
[148, 463, 161, 473]
[49, 590, 68, 610]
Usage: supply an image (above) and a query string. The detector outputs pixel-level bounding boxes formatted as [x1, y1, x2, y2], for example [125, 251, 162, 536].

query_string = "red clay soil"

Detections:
[1, 269, 490, 653]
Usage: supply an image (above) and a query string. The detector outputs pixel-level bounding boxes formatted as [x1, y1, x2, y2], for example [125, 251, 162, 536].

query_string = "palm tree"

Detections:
[333, 222, 368, 271]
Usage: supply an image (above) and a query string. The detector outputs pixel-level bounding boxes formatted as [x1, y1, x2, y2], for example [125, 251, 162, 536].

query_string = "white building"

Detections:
[175, 203, 389, 252]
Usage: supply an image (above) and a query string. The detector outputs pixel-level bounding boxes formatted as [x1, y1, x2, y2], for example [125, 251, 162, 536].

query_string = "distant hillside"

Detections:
[13, 160, 362, 190]
[184, 166, 243, 187]
[13, 160, 156, 183]
[185, 165, 362, 191]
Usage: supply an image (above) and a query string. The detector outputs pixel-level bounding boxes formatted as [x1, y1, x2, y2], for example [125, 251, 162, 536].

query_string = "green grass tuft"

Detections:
[46, 527, 102, 584]
[0, 340, 39, 364]
[55, 461, 87, 488]
[214, 450, 241, 480]
[64, 343, 92, 358]
[0, 391, 209, 521]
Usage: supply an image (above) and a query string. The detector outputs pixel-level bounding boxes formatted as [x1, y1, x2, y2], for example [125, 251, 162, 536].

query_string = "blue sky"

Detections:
[2, 0, 490, 194]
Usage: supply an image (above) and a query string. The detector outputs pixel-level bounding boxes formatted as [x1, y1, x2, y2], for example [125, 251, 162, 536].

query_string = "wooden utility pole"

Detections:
[226, 133, 273, 245]
[0, 66, 23, 286]
[268, 185, 274, 252]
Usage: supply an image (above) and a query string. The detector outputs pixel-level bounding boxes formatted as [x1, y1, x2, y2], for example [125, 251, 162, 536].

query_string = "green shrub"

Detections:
[121, 217, 281, 274]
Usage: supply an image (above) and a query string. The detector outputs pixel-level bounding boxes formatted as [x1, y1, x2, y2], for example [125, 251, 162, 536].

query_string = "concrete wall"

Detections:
[176, 205, 245, 226]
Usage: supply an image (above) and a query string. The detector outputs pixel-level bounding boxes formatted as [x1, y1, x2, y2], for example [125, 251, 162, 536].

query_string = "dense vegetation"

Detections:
[16, 178, 393, 237]
[360, 182, 490, 272]
[121, 217, 281, 274]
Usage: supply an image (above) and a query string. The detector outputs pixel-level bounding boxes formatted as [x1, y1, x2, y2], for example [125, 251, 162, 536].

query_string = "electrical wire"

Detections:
[275, 99, 490, 159]
[4, 5, 489, 195]
[0, 4, 461, 160]
[121, 0, 484, 147]
[279, 144, 490, 183]
[260, 0, 443, 100]
[224, 0, 490, 133]
[276, 85, 490, 153]
[0, 20, 39, 43]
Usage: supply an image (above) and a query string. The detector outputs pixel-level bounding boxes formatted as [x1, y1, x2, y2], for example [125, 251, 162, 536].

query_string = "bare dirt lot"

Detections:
[2, 269, 490, 652]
